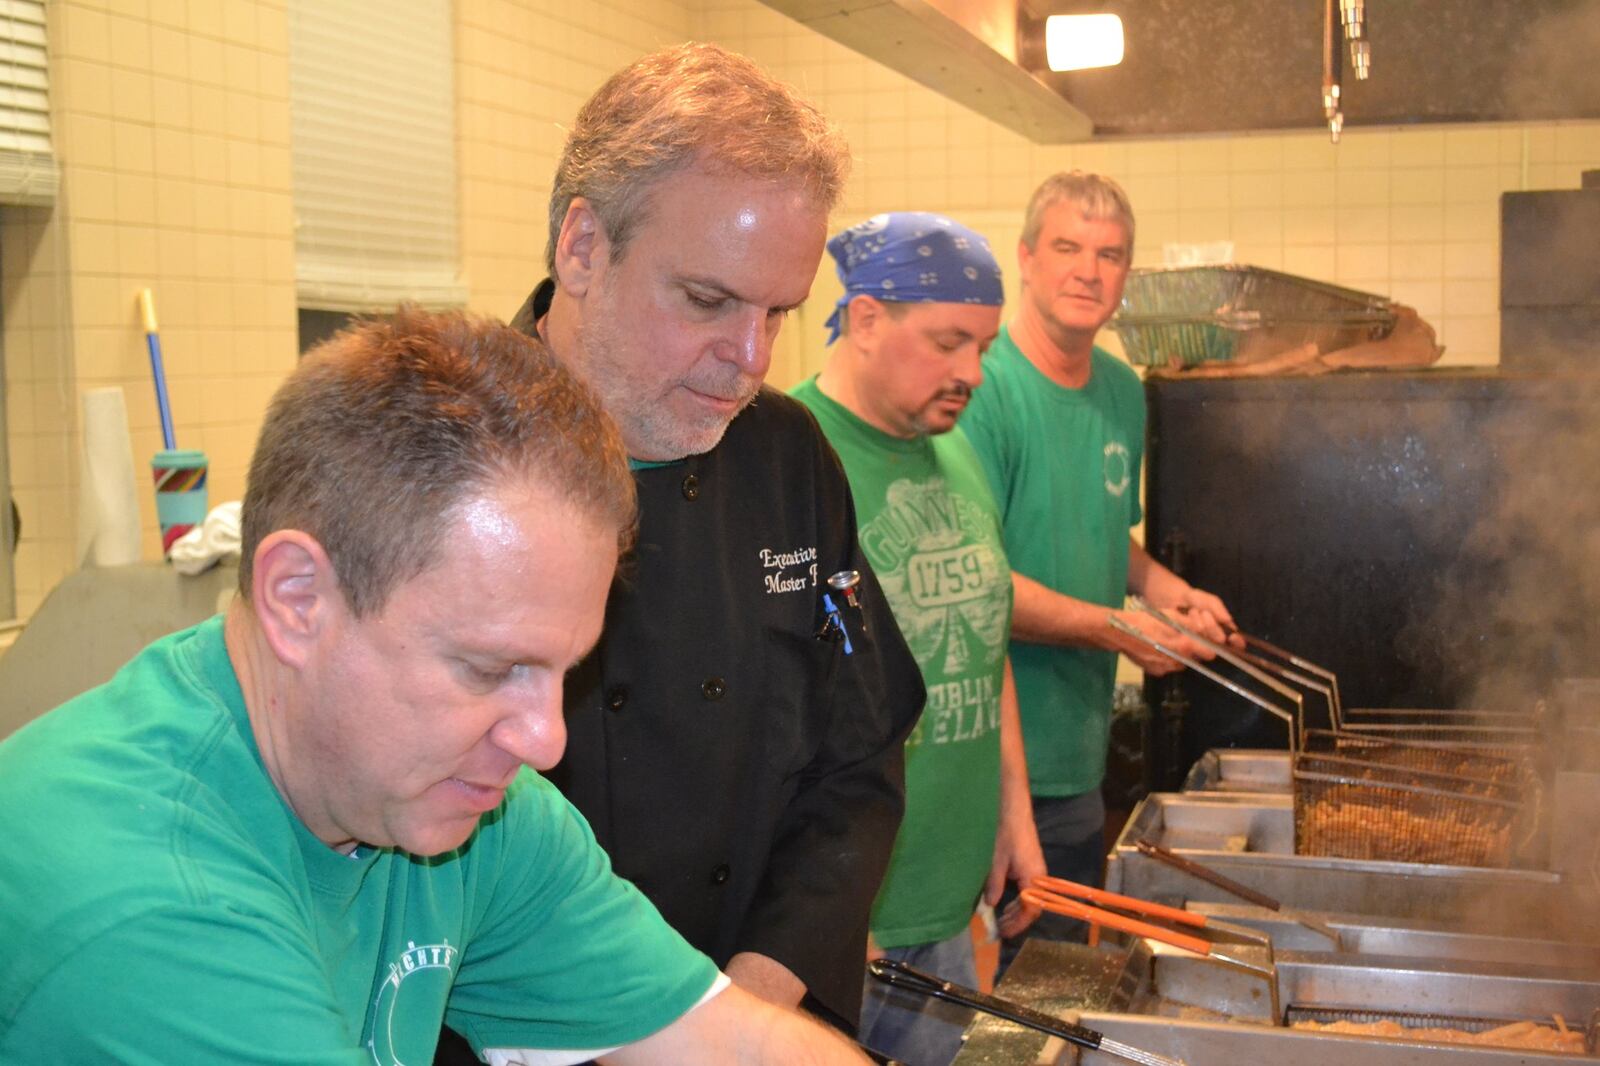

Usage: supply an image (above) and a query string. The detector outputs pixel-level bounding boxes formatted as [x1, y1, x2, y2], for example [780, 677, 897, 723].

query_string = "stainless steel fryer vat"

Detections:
[1181, 749, 1290, 794]
[1185, 900, 1600, 971]
[1106, 792, 1579, 939]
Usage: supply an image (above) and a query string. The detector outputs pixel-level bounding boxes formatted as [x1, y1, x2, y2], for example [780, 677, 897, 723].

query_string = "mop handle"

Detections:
[139, 289, 176, 450]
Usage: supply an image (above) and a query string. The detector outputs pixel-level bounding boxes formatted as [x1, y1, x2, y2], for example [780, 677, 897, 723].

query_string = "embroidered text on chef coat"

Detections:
[758, 544, 819, 594]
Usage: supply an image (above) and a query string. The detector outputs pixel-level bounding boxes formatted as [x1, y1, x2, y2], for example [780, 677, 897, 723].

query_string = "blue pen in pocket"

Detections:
[820, 592, 854, 655]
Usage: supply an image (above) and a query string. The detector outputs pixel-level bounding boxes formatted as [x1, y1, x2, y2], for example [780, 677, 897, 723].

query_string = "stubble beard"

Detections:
[577, 289, 760, 460]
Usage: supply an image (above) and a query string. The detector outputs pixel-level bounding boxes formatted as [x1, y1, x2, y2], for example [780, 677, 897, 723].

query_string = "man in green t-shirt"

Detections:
[960, 172, 1238, 959]
[0, 310, 871, 1065]
[792, 212, 1045, 1066]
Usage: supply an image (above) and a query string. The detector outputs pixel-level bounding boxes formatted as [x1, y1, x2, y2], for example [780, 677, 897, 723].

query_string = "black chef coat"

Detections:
[514, 280, 925, 1028]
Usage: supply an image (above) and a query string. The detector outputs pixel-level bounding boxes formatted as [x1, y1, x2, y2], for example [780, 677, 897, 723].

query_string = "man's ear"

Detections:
[553, 197, 607, 298]
[250, 530, 344, 671]
[847, 294, 885, 353]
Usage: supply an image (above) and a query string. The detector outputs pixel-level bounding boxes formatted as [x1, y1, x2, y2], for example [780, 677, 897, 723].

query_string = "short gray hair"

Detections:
[1021, 170, 1135, 253]
[547, 42, 851, 277]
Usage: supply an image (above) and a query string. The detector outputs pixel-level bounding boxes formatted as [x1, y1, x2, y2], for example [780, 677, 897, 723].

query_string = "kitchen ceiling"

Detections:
[762, 0, 1600, 141]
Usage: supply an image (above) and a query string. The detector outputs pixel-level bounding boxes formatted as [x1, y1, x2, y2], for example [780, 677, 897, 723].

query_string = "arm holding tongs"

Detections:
[1109, 602, 1303, 751]
[1146, 600, 1347, 732]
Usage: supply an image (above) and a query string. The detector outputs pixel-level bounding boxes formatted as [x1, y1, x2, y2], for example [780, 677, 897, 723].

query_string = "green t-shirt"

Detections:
[791, 377, 1011, 949]
[0, 617, 717, 1065]
[959, 328, 1145, 796]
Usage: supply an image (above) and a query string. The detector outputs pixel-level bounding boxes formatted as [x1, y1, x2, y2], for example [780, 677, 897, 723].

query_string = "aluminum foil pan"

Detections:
[1112, 265, 1395, 367]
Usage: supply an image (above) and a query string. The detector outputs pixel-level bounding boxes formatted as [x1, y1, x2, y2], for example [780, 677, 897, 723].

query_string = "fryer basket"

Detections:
[1292, 750, 1526, 868]
[1300, 729, 1532, 787]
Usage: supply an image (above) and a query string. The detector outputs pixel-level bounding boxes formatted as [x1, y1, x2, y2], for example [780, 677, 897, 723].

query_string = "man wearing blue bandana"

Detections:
[792, 213, 1045, 1066]
[959, 173, 1237, 962]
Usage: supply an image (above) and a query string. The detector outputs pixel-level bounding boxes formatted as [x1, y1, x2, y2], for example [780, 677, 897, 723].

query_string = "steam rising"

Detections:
[1503, 0, 1600, 118]
[1403, 388, 1600, 717]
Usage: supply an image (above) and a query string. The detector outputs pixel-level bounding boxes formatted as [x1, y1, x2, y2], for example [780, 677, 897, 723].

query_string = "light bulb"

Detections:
[1044, 14, 1125, 72]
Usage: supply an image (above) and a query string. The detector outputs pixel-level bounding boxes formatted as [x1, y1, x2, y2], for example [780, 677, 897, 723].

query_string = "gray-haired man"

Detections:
[508, 43, 925, 1033]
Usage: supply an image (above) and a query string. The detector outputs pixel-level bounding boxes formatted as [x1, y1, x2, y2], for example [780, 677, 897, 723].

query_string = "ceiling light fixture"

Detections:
[1044, 13, 1125, 72]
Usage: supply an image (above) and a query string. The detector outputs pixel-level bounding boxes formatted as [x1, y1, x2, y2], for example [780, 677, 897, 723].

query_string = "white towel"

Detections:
[169, 501, 243, 576]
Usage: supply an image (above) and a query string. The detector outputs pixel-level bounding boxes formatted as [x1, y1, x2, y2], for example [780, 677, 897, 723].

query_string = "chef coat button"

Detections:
[681, 474, 700, 501]
[710, 863, 731, 885]
[606, 686, 628, 712]
[701, 677, 726, 701]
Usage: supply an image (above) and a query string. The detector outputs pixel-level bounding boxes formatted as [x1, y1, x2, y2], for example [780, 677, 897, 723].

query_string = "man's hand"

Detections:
[725, 952, 807, 1009]
[984, 800, 1046, 939]
[1127, 542, 1242, 657]
[1146, 585, 1237, 647]
[1106, 608, 1212, 675]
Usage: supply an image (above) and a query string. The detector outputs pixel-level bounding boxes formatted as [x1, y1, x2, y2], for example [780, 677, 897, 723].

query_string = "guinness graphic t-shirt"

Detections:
[793, 377, 1012, 949]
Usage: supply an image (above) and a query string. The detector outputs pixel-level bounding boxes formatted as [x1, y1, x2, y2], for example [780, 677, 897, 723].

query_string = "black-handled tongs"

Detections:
[1135, 838, 1343, 949]
[868, 959, 1188, 1066]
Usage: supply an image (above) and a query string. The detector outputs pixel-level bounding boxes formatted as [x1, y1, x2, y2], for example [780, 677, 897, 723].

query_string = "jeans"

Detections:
[860, 928, 979, 1066]
[997, 789, 1106, 974]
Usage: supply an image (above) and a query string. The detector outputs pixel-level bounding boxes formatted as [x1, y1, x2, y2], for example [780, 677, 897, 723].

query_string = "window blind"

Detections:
[288, 0, 464, 312]
[0, 0, 56, 206]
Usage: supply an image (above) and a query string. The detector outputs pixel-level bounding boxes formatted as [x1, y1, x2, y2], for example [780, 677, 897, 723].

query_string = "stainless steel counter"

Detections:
[0, 562, 236, 738]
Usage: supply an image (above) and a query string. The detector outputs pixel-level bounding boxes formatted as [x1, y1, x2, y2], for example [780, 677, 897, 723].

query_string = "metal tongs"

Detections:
[1018, 875, 1280, 1022]
[1110, 598, 1351, 749]
[867, 958, 1188, 1066]
[1134, 838, 1343, 949]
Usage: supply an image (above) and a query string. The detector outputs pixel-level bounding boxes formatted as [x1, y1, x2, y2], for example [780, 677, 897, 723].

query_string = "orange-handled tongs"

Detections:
[1020, 874, 1282, 1020]
[1020, 875, 1212, 954]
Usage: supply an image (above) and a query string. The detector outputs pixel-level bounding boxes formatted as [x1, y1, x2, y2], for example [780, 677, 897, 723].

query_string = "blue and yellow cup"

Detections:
[151, 448, 208, 554]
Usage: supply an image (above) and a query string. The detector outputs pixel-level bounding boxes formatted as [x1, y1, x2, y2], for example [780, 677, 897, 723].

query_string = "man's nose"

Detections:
[957, 347, 985, 390]
[717, 310, 775, 379]
[1070, 250, 1101, 284]
[489, 687, 567, 772]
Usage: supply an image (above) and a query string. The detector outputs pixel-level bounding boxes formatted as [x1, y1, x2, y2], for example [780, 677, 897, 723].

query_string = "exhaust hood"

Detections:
[760, 0, 1600, 141]
[758, 0, 1094, 143]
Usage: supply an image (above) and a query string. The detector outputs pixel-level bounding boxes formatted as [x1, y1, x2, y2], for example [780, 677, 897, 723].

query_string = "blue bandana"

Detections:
[824, 212, 1005, 344]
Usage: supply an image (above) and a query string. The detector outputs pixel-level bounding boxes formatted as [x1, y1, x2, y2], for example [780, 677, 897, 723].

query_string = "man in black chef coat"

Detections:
[508, 43, 924, 1032]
